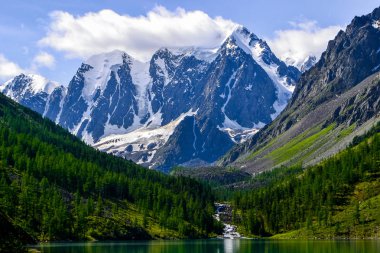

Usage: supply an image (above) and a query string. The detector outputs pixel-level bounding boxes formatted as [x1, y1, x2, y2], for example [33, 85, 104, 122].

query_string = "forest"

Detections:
[1, 86, 380, 250]
[0, 93, 222, 248]
[232, 122, 380, 238]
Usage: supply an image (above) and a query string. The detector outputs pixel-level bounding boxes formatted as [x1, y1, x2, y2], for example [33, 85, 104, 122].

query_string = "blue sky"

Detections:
[0, 0, 379, 84]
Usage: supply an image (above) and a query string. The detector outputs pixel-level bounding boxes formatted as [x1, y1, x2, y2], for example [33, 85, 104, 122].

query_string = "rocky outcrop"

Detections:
[220, 6, 380, 173]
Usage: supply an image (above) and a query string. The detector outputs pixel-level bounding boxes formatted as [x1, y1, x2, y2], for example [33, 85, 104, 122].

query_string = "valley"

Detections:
[0, 2, 380, 253]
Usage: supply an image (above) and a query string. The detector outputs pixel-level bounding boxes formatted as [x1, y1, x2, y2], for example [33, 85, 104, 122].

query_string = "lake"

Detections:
[31, 239, 380, 253]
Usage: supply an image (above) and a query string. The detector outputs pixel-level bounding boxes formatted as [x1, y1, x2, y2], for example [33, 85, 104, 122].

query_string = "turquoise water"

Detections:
[32, 239, 380, 253]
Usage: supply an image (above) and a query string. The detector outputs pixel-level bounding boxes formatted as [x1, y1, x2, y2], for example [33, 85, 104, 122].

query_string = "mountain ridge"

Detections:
[219, 6, 380, 173]
[1, 26, 300, 171]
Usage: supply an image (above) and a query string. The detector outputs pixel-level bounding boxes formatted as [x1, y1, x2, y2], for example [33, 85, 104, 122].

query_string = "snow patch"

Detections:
[154, 57, 170, 86]
[130, 59, 151, 118]
[230, 27, 295, 120]
[83, 50, 126, 99]
[373, 20, 380, 29]
[28, 74, 60, 94]
[95, 110, 198, 166]
[55, 88, 67, 124]
[166, 46, 219, 63]
[1, 74, 60, 97]
[220, 69, 238, 128]
[192, 118, 197, 155]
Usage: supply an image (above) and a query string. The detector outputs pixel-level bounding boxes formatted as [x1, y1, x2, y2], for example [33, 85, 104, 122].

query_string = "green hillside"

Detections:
[0, 93, 222, 246]
[232, 122, 380, 239]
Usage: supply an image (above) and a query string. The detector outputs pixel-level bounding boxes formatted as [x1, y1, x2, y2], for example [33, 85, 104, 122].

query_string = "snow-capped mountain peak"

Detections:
[84, 49, 130, 67]
[0, 73, 60, 95]
[2, 26, 301, 171]
[223, 26, 298, 119]
[300, 56, 317, 72]
[82, 50, 135, 98]
[1, 73, 66, 120]
[163, 46, 219, 63]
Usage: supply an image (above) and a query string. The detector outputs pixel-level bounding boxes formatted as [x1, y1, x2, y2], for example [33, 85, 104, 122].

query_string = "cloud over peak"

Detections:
[32, 51, 55, 70]
[0, 54, 24, 80]
[39, 7, 238, 61]
[267, 21, 343, 68]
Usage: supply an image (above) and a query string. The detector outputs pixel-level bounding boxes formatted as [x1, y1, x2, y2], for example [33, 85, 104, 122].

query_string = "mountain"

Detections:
[1, 26, 300, 171]
[233, 120, 380, 238]
[285, 55, 317, 72]
[220, 7, 380, 174]
[300, 56, 317, 72]
[0, 73, 66, 120]
[0, 92, 221, 241]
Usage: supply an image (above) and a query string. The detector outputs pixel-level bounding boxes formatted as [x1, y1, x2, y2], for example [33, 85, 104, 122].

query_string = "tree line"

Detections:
[0, 95, 222, 241]
[233, 122, 380, 236]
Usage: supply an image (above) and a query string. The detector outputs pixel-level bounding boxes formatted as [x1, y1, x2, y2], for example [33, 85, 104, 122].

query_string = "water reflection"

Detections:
[34, 239, 380, 253]
[224, 239, 240, 253]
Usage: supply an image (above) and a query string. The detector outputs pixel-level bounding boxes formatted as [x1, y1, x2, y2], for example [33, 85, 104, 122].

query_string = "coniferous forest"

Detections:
[0, 2, 380, 253]
[1, 81, 380, 250]
[232, 122, 380, 238]
[2, 86, 380, 248]
[0, 93, 222, 249]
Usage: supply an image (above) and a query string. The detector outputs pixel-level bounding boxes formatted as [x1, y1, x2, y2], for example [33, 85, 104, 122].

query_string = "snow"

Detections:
[219, 127, 260, 144]
[373, 20, 380, 29]
[217, 64, 263, 142]
[74, 50, 155, 140]
[55, 89, 66, 124]
[148, 110, 164, 128]
[95, 110, 197, 166]
[154, 57, 170, 86]
[192, 118, 197, 155]
[220, 69, 239, 128]
[1, 74, 60, 96]
[230, 27, 295, 120]
[245, 84, 252, 91]
[130, 59, 151, 118]
[73, 105, 92, 144]
[83, 50, 127, 99]
[41, 85, 67, 121]
[102, 115, 139, 137]
[27, 74, 60, 94]
[217, 67, 262, 143]
[166, 46, 219, 63]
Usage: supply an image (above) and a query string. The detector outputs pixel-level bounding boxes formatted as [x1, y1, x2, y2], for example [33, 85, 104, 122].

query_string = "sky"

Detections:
[0, 0, 379, 84]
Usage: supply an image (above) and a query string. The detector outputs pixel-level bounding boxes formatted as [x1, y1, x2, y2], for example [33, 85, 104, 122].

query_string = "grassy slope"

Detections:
[232, 123, 380, 239]
[264, 123, 336, 166]
[227, 73, 380, 175]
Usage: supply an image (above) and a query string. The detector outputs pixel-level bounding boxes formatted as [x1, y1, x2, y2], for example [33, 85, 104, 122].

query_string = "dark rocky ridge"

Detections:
[220, 6, 380, 173]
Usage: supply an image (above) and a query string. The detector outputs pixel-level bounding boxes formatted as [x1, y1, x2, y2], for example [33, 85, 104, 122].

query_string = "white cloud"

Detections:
[32, 51, 55, 70]
[39, 6, 238, 61]
[0, 54, 24, 81]
[267, 21, 343, 68]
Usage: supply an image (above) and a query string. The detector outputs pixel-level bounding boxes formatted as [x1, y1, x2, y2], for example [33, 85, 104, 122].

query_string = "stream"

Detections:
[214, 203, 241, 239]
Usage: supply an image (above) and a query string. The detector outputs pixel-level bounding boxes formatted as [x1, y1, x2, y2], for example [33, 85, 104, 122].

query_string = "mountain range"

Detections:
[218, 6, 380, 176]
[1, 26, 300, 171]
[1, 4, 380, 246]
